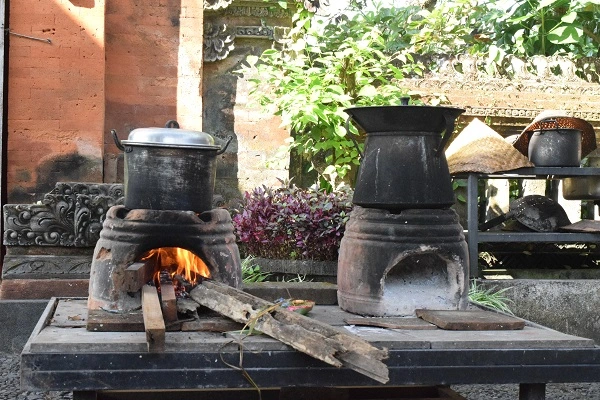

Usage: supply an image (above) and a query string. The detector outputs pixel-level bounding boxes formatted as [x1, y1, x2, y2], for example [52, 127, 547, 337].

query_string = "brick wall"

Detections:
[7, 0, 105, 203]
[104, 0, 203, 183]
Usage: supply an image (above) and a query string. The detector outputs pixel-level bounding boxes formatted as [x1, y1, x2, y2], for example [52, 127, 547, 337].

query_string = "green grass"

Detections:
[468, 280, 514, 315]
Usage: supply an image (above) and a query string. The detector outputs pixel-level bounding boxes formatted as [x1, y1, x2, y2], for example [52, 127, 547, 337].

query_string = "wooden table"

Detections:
[21, 298, 600, 400]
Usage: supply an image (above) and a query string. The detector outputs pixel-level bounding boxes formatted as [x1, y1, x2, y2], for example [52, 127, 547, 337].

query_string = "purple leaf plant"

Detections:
[232, 185, 353, 261]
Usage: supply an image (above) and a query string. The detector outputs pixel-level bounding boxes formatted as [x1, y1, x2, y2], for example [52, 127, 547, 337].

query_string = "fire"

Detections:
[141, 247, 211, 285]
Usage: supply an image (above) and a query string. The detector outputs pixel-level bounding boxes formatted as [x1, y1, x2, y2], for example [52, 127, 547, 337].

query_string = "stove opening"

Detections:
[381, 252, 465, 315]
[140, 247, 211, 298]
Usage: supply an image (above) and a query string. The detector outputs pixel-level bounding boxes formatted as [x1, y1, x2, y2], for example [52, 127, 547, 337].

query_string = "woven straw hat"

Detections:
[512, 110, 597, 158]
[446, 118, 534, 174]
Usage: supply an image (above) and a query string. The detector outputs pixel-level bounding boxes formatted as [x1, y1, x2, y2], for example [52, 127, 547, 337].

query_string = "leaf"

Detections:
[357, 84, 378, 97]
[548, 25, 583, 44]
[537, 0, 559, 8]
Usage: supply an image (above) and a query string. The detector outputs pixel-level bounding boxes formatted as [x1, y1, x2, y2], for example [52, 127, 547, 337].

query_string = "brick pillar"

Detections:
[6, 0, 106, 203]
[104, 0, 200, 183]
[177, 0, 203, 131]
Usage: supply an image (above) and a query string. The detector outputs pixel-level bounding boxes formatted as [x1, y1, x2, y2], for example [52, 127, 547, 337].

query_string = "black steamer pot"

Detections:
[112, 121, 232, 213]
[345, 102, 465, 211]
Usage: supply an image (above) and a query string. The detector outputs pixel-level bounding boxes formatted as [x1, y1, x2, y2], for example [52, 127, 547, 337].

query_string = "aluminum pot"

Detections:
[112, 120, 232, 213]
[562, 176, 600, 200]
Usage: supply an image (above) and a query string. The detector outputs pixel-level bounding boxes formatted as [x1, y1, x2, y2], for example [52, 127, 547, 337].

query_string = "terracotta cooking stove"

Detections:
[337, 103, 469, 317]
[85, 205, 241, 329]
[86, 122, 241, 330]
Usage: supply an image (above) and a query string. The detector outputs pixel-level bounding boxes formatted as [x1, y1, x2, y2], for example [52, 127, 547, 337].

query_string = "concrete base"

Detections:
[0, 299, 48, 354]
[478, 279, 600, 344]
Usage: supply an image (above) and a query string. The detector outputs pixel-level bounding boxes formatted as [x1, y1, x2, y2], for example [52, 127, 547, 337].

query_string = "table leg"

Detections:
[467, 174, 479, 278]
[519, 383, 545, 400]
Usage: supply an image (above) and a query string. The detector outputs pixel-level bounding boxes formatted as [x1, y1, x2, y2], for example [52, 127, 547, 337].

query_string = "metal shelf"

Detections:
[463, 168, 600, 277]
[457, 167, 600, 179]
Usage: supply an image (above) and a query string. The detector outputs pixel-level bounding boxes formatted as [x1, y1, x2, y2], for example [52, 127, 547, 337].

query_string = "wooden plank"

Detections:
[189, 280, 389, 384]
[400, 326, 595, 349]
[87, 309, 144, 332]
[124, 261, 155, 292]
[416, 309, 526, 331]
[142, 285, 166, 352]
[345, 317, 437, 330]
[160, 282, 178, 322]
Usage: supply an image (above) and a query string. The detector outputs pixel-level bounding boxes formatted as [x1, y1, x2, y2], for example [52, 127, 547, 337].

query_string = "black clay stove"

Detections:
[338, 103, 469, 316]
[87, 205, 241, 314]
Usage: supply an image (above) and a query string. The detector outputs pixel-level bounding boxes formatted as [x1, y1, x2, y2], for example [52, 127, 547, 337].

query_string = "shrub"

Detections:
[232, 185, 353, 261]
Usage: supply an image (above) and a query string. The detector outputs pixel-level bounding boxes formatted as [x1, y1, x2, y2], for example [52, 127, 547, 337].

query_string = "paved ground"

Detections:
[4, 351, 600, 400]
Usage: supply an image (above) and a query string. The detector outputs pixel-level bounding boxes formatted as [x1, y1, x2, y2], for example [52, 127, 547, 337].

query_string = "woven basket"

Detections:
[446, 118, 534, 174]
[512, 113, 596, 158]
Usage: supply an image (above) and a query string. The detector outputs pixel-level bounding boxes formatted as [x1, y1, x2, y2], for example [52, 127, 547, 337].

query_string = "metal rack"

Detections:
[462, 167, 600, 277]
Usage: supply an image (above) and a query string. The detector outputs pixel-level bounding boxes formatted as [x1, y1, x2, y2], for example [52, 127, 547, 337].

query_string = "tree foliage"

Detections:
[238, 0, 600, 189]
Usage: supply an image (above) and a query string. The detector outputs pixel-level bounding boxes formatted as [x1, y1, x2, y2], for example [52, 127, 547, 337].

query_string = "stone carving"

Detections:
[204, 23, 236, 62]
[3, 182, 124, 248]
[204, 0, 234, 10]
[219, 4, 293, 18]
[203, 2, 292, 62]
[236, 24, 275, 39]
[2, 256, 93, 278]
[419, 54, 600, 83]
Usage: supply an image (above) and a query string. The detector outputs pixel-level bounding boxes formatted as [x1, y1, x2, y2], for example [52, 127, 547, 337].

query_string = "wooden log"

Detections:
[160, 282, 178, 323]
[142, 285, 165, 352]
[189, 280, 389, 384]
[124, 261, 155, 292]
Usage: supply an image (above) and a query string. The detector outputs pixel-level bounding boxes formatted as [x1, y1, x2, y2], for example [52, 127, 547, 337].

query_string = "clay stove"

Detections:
[86, 205, 241, 325]
[338, 103, 469, 316]
[337, 207, 468, 316]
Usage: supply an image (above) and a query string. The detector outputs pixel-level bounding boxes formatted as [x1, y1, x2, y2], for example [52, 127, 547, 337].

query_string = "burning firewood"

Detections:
[189, 280, 389, 384]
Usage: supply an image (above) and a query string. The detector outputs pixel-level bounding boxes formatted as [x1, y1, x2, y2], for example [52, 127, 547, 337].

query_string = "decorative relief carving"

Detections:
[219, 4, 293, 18]
[414, 54, 600, 83]
[2, 256, 93, 278]
[235, 25, 275, 39]
[203, 2, 293, 62]
[204, 0, 234, 10]
[3, 182, 124, 248]
[204, 23, 236, 62]
[203, 21, 287, 61]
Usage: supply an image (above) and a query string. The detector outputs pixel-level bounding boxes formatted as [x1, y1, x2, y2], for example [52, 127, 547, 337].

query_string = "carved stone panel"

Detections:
[3, 182, 124, 248]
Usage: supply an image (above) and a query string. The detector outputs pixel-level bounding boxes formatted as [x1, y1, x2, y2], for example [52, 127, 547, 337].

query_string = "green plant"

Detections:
[468, 280, 514, 314]
[241, 256, 272, 283]
[238, 3, 424, 189]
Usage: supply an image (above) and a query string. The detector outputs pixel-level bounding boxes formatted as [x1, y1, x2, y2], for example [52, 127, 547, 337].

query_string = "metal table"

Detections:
[459, 167, 600, 277]
[21, 298, 600, 400]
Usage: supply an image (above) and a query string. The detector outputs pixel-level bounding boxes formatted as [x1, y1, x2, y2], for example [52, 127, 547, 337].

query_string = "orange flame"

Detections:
[141, 247, 211, 284]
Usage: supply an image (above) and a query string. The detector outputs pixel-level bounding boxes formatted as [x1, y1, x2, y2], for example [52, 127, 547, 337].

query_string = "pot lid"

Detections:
[123, 126, 220, 150]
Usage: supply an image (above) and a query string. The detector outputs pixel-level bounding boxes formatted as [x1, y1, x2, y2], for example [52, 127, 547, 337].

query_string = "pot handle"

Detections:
[165, 120, 180, 128]
[345, 117, 364, 158]
[111, 129, 125, 151]
[536, 118, 559, 132]
[436, 111, 458, 157]
[216, 135, 233, 155]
